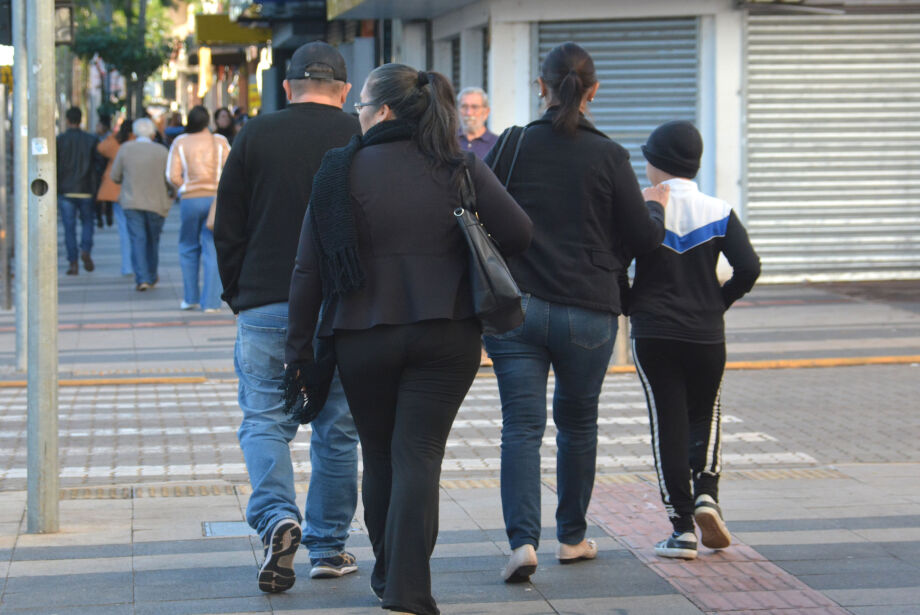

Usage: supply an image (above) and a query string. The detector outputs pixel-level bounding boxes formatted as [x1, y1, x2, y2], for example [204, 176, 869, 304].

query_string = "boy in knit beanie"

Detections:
[629, 120, 761, 560]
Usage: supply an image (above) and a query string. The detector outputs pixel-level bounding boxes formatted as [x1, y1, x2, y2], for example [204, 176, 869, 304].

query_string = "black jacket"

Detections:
[628, 178, 761, 343]
[56, 128, 101, 195]
[285, 139, 533, 365]
[214, 103, 361, 313]
[485, 110, 664, 315]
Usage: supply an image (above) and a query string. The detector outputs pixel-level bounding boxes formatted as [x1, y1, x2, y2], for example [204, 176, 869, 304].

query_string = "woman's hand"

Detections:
[642, 184, 670, 209]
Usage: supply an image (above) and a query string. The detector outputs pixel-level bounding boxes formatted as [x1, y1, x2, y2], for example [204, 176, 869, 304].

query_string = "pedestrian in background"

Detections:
[167, 105, 229, 312]
[164, 111, 184, 147]
[629, 120, 760, 560]
[57, 106, 103, 276]
[284, 64, 531, 614]
[214, 106, 237, 146]
[215, 41, 362, 594]
[457, 86, 497, 159]
[97, 118, 134, 277]
[93, 115, 114, 228]
[110, 118, 173, 292]
[483, 41, 669, 583]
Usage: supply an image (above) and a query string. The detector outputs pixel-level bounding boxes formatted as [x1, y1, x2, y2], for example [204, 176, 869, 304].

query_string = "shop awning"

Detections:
[327, 0, 478, 20]
[195, 13, 271, 45]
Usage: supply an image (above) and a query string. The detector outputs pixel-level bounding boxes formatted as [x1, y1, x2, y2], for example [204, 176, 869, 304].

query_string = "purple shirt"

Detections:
[458, 129, 498, 160]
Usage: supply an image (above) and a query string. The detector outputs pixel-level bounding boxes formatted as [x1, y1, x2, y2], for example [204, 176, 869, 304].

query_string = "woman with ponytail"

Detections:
[482, 42, 670, 583]
[285, 63, 532, 614]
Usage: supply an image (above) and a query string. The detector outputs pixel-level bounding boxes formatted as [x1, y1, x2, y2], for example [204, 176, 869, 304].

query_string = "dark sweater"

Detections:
[214, 103, 361, 313]
[485, 110, 665, 314]
[285, 140, 533, 365]
[57, 128, 101, 195]
[629, 178, 761, 343]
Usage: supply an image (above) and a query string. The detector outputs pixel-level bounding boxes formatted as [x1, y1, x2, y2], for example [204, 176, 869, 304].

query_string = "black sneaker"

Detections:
[654, 531, 698, 559]
[310, 551, 358, 578]
[694, 494, 731, 549]
[258, 519, 301, 593]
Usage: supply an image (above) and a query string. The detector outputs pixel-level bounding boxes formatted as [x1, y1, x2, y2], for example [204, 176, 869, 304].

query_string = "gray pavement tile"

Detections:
[849, 607, 920, 615]
[824, 587, 920, 607]
[0, 605, 133, 615]
[878, 540, 920, 560]
[1, 572, 134, 609]
[776, 556, 920, 576]
[799, 569, 920, 590]
[133, 566, 265, 601]
[728, 514, 920, 532]
[11, 543, 132, 561]
[437, 600, 556, 615]
[133, 537, 255, 556]
[753, 542, 893, 561]
[549, 595, 704, 615]
[134, 596, 272, 615]
[528, 556, 676, 601]
[260, 574, 380, 610]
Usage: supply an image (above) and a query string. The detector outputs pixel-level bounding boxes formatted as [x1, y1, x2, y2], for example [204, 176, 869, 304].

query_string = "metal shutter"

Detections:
[539, 18, 699, 187]
[745, 12, 920, 282]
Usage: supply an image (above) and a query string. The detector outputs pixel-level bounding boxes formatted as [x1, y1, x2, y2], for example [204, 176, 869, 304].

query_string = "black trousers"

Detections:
[335, 318, 481, 615]
[632, 338, 726, 533]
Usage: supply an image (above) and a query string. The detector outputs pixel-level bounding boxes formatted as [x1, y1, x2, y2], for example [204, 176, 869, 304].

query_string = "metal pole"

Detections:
[12, 0, 28, 371]
[0, 84, 9, 310]
[26, 0, 59, 534]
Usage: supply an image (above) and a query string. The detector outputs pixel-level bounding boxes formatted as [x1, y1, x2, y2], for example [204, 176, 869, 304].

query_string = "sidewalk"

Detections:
[0, 208, 918, 613]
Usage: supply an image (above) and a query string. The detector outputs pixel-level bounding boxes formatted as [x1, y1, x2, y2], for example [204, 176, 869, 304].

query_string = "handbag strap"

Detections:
[489, 125, 526, 188]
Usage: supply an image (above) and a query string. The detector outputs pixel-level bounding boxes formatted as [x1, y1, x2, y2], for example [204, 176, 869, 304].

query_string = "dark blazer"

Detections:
[285, 140, 533, 365]
[485, 109, 665, 314]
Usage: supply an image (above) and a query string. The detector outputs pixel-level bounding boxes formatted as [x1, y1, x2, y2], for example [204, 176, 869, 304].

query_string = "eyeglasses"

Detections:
[459, 104, 484, 111]
[353, 101, 377, 112]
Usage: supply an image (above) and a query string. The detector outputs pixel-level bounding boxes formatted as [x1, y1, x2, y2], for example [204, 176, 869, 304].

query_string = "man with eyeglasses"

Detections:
[214, 41, 361, 593]
[457, 86, 498, 159]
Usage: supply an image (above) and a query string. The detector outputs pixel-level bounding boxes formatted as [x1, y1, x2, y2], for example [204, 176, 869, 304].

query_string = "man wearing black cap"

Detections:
[627, 120, 761, 562]
[215, 41, 361, 593]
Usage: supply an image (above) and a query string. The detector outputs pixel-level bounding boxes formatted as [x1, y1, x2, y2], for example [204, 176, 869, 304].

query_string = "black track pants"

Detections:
[632, 338, 726, 533]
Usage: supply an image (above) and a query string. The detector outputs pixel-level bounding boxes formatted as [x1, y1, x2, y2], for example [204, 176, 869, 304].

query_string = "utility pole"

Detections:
[0, 84, 8, 310]
[25, 0, 59, 534]
[12, 0, 27, 370]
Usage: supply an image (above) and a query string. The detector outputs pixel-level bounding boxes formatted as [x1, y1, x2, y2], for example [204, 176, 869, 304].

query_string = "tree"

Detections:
[73, 0, 174, 118]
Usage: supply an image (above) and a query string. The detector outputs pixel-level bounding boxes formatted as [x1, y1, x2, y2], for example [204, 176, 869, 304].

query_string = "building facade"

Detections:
[330, 0, 920, 283]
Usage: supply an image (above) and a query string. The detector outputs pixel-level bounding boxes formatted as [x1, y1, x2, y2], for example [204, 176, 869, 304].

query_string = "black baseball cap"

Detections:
[285, 41, 347, 82]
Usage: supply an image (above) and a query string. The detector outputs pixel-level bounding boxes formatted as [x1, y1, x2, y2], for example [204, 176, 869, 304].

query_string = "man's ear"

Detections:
[340, 82, 353, 105]
[282, 80, 293, 102]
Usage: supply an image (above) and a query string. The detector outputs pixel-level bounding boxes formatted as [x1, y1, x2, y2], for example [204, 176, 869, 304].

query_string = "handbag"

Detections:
[454, 164, 524, 335]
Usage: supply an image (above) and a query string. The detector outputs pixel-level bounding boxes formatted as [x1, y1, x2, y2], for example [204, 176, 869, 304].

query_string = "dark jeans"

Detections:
[483, 294, 617, 550]
[632, 337, 726, 532]
[335, 318, 481, 615]
[58, 196, 95, 263]
[123, 209, 165, 285]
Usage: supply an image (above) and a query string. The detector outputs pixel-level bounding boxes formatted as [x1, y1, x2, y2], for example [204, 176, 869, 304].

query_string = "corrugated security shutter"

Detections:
[539, 19, 699, 187]
[745, 12, 920, 281]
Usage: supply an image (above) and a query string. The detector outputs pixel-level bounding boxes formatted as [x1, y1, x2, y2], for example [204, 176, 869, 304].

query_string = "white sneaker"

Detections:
[203, 307, 222, 313]
[654, 531, 698, 560]
[180, 301, 199, 310]
[502, 544, 538, 583]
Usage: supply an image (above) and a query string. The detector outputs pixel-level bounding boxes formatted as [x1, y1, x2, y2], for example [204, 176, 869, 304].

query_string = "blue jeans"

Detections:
[178, 196, 222, 309]
[235, 302, 359, 557]
[58, 196, 94, 263]
[123, 209, 165, 285]
[112, 203, 133, 275]
[484, 294, 617, 550]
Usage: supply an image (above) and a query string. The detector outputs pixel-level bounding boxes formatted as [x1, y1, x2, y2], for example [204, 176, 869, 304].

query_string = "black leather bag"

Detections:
[454, 165, 523, 335]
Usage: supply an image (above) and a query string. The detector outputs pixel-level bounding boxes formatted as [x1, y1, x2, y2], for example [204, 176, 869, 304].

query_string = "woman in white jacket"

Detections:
[167, 105, 230, 311]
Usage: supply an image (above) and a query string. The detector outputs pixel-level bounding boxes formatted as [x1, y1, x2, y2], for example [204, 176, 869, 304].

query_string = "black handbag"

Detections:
[454, 164, 524, 335]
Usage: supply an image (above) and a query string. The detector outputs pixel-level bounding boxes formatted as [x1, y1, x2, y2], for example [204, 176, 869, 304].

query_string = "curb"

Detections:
[1, 354, 917, 388]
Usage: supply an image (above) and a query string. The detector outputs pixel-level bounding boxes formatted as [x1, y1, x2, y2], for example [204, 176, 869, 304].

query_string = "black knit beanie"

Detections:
[641, 120, 703, 178]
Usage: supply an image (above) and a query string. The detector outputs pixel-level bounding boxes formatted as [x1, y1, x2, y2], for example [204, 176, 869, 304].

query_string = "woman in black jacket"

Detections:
[284, 64, 532, 615]
[483, 42, 669, 583]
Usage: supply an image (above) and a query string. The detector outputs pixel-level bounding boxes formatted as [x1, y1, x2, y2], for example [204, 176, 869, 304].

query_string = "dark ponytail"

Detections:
[541, 42, 597, 136]
[366, 63, 463, 173]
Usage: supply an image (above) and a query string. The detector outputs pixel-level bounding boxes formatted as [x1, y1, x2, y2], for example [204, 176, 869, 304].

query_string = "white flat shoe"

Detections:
[556, 538, 598, 563]
[502, 544, 538, 583]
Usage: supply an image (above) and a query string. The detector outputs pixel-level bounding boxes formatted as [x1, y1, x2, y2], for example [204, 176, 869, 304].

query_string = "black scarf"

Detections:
[309, 118, 415, 298]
